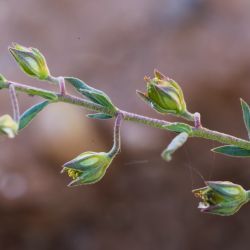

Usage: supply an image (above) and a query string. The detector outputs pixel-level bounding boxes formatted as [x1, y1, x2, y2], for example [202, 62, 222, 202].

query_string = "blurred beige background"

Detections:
[1, 0, 250, 249]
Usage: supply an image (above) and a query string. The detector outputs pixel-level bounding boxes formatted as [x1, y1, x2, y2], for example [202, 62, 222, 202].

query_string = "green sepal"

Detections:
[136, 90, 151, 104]
[136, 90, 175, 114]
[161, 132, 189, 161]
[154, 69, 165, 80]
[163, 122, 193, 135]
[240, 98, 250, 139]
[87, 113, 113, 120]
[0, 74, 7, 89]
[64, 77, 116, 110]
[19, 101, 49, 130]
[26, 88, 58, 101]
[206, 181, 243, 197]
[212, 145, 250, 157]
[153, 84, 182, 111]
[0, 74, 6, 82]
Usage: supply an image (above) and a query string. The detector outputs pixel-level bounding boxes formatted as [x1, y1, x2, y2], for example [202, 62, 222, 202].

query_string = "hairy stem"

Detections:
[3, 80, 250, 150]
[109, 112, 123, 157]
[9, 84, 20, 122]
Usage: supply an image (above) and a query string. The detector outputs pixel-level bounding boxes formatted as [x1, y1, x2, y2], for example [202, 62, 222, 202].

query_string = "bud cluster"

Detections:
[0, 42, 250, 218]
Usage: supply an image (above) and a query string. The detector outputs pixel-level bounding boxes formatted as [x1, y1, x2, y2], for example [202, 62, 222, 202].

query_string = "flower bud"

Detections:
[193, 181, 250, 216]
[137, 70, 193, 120]
[62, 151, 113, 186]
[0, 115, 18, 138]
[9, 43, 50, 80]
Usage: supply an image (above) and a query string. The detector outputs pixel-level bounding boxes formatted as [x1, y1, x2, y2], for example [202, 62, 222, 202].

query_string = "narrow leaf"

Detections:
[64, 77, 90, 91]
[79, 88, 115, 110]
[161, 132, 189, 161]
[65, 77, 116, 110]
[164, 122, 193, 135]
[26, 88, 58, 101]
[240, 98, 250, 139]
[19, 101, 49, 130]
[212, 145, 250, 157]
[87, 113, 113, 120]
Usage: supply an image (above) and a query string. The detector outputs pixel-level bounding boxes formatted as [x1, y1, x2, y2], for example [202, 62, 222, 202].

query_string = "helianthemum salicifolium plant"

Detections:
[1, 43, 250, 216]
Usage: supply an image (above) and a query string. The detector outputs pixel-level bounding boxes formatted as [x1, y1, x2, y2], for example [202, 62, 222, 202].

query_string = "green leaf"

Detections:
[161, 132, 189, 161]
[240, 98, 250, 139]
[64, 77, 90, 91]
[87, 113, 113, 120]
[26, 88, 58, 101]
[164, 122, 193, 135]
[212, 145, 250, 157]
[64, 77, 116, 110]
[19, 101, 49, 130]
[79, 88, 115, 110]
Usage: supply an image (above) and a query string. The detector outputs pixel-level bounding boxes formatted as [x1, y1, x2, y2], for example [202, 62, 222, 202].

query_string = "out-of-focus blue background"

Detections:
[1, 0, 250, 249]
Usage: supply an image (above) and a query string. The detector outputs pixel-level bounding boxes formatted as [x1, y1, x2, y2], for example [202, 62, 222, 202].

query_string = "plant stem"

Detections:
[9, 84, 20, 122]
[109, 112, 123, 158]
[3, 80, 250, 150]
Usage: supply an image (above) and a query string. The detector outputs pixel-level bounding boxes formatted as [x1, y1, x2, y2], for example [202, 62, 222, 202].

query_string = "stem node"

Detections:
[194, 112, 201, 129]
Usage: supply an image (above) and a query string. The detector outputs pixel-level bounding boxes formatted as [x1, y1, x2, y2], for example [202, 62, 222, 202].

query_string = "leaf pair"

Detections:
[212, 99, 250, 157]
[18, 76, 116, 130]
[65, 77, 116, 120]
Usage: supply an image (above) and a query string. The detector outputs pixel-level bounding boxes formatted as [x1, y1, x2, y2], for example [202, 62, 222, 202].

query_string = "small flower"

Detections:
[9, 43, 50, 80]
[61, 151, 114, 186]
[137, 70, 193, 120]
[0, 115, 18, 138]
[193, 181, 250, 216]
